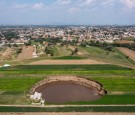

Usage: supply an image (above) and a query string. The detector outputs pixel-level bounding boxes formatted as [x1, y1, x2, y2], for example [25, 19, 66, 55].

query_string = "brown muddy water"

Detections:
[36, 81, 102, 103]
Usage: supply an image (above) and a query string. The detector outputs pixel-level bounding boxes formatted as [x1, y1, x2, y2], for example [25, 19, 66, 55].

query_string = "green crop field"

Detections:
[65, 95, 135, 105]
[0, 45, 135, 112]
[8, 64, 132, 70]
[53, 56, 84, 60]
[0, 106, 135, 112]
[0, 64, 135, 107]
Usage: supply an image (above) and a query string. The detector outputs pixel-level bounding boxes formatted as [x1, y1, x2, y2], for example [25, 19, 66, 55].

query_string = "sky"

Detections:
[0, 0, 135, 25]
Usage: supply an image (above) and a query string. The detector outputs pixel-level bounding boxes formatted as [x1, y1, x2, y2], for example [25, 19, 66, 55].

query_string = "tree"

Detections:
[16, 48, 22, 54]
[106, 51, 109, 55]
[71, 48, 79, 56]
[71, 50, 74, 56]
[50, 52, 54, 56]
[3, 32, 18, 40]
[7, 44, 11, 47]
[13, 44, 17, 47]
[125, 56, 129, 59]
[44, 46, 54, 56]
[25, 40, 31, 46]
[80, 42, 86, 47]
[74, 48, 78, 54]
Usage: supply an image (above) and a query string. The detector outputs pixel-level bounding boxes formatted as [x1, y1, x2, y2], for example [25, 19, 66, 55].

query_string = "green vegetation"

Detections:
[0, 44, 135, 112]
[9, 64, 132, 70]
[45, 45, 71, 57]
[0, 64, 135, 105]
[71, 48, 79, 56]
[53, 56, 84, 60]
[1, 45, 134, 68]
[65, 95, 135, 105]
[54, 46, 71, 56]
[0, 106, 135, 112]
[45, 45, 55, 56]
[115, 47, 135, 65]
[77, 46, 135, 67]
[0, 76, 43, 92]
[3, 31, 18, 40]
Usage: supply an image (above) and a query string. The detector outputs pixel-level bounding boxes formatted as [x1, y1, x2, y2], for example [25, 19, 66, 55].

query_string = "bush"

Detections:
[16, 48, 22, 54]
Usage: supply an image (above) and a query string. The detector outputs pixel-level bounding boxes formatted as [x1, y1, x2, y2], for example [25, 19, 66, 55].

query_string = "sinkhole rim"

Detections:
[30, 75, 107, 96]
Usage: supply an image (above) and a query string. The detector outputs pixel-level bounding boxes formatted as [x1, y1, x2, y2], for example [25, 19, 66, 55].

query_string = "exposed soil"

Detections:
[117, 47, 135, 61]
[29, 60, 106, 65]
[0, 48, 13, 59]
[17, 46, 34, 60]
[116, 40, 134, 44]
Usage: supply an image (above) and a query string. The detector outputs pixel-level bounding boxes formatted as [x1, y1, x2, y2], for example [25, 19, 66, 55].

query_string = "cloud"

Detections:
[11, 4, 30, 9]
[120, 0, 135, 9]
[58, 0, 71, 5]
[68, 7, 80, 14]
[80, 0, 94, 6]
[10, 2, 45, 10]
[32, 3, 44, 10]
[102, 0, 115, 6]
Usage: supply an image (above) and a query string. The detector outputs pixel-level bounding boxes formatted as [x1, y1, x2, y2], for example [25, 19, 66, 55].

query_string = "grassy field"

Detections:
[0, 75, 135, 105]
[0, 106, 135, 112]
[53, 56, 84, 60]
[45, 45, 71, 57]
[0, 46, 135, 112]
[8, 64, 132, 70]
[1, 46, 135, 68]
[0, 64, 135, 106]
[76, 46, 135, 67]
[115, 48, 135, 66]
[65, 95, 135, 105]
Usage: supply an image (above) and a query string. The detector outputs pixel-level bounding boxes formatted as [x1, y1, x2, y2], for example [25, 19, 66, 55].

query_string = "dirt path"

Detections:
[17, 46, 34, 60]
[29, 59, 106, 65]
[117, 47, 135, 61]
[0, 112, 135, 115]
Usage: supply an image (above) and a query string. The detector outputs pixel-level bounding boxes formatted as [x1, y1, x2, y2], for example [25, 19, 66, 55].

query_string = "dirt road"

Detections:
[29, 59, 106, 65]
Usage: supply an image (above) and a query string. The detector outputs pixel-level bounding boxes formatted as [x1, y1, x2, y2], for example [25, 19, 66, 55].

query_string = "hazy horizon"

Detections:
[0, 0, 135, 25]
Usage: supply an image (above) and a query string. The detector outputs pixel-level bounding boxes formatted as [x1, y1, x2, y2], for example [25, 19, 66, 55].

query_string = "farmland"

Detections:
[0, 105, 135, 112]
[0, 65, 135, 106]
[29, 60, 105, 65]
[0, 46, 135, 112]
[117, 47, 135, 61]
[0, 46, 135, 68]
